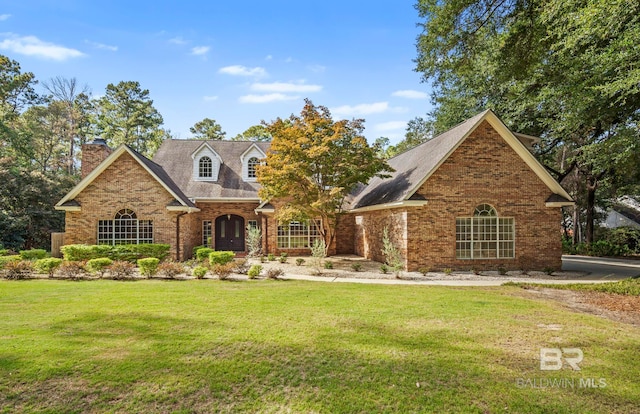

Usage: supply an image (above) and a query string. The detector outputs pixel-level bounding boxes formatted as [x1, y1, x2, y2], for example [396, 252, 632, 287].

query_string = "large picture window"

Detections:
[277, 220, 322, 249]
[456, 204, 514, 259]
[98, 209, 153, 245]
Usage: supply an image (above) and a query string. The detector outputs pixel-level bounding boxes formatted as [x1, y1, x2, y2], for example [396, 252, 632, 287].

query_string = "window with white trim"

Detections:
[98, 209, 153, 245]
[277, 220, 322, 249]
[247, 220, 258, 229]
[199, 156, 212, 178]
[247, 157, 259, 179]
[203, 220, 212, 247]
[456, 204, 514, 259]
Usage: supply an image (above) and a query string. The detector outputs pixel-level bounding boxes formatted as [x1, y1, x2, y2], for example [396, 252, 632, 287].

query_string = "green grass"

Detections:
[1, 280, 639, 413]
[506, 277, 640, 296]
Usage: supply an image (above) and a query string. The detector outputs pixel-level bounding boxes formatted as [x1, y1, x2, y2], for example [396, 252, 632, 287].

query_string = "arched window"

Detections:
[247, 157, 260, 179]
[456, 205, 514, 259]
[199, 156, 213, 178]
[98, 209, 153, 245]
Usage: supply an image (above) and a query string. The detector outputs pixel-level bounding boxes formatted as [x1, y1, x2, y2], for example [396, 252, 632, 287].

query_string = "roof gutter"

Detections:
[348, 200, 428, 214]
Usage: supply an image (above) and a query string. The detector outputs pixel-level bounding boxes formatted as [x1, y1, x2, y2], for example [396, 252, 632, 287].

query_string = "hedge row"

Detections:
[61, 244, 170, 262]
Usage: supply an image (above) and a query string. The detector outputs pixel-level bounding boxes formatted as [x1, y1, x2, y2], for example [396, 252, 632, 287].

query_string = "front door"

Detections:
[215, 215, 245, 252]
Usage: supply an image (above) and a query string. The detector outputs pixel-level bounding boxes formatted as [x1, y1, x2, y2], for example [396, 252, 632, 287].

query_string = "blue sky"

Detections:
[0, 1, 432, 144]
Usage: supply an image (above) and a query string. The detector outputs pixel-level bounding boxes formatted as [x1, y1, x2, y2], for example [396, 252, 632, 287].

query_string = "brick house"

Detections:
[55, 110, 573, 270]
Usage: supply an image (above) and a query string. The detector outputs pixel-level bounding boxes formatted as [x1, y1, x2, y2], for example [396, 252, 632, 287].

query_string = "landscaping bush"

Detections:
[137, 257, 160, 277]
[324, 260, 333, 269]
[192, 245, 206, 257]
[0, 255, 21, 269]
[310, 239, 326, 274]
[192, 266, 208, 279]
[157, 261, 184, 279]
[108, 261, 137, 280]
[34, 258, 63, 277]
[380, 264, 389, 274]
[196, 248, 214, 262]
[418, 267, 430, 276]
[246, 225, 262, 257]
[248, 264, 262, 279]
[351, 263, 362, 272]
[128, 244, 170, 261]
[382, 227, 404, 277]
[55, 261, 87, 280]
[0, 249, 8, 256]
[3, 260, 33, 280]
[296, 258, 305, 266]
[209, 251, 235, 265]
[233, 259, 249, 274]
[86, 258, 113, 277]
[278, 255, 287, 263]
[19, 249, 48, 260]
[267, 253, 275, 261]
[266, 267, 284, 280]
[61, 244, 112, 261]
[211, 262, 235, 280]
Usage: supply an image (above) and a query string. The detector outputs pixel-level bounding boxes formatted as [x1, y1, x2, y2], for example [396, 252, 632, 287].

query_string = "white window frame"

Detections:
[247, 157, 259, 179]
[203, 220, 212, 247]
[199, 156, 212, 178]
[456, 205, 514, 259]
[277, 220, 322, 249]
[98, 209, 153, 245]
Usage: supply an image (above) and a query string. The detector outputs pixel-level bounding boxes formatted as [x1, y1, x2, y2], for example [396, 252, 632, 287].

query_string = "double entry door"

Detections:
[214, 214, 245, 252]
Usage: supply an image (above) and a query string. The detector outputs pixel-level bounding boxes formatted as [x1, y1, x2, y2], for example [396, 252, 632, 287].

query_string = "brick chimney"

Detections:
[81, 138, 112, 178]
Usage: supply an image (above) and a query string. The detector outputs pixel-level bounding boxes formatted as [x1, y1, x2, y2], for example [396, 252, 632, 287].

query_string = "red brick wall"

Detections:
[194, 202, 262, 253]
[81, 142, 112, 178]
[352, 120, 563, 271]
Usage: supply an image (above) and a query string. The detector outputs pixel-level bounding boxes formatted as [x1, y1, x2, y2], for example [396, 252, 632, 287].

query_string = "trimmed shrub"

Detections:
[61, 244, 112, 261]
[209, 251, 235, 266]
[192, 266, 208, 279]
[267, 253, 275, 261]
[351, 263, 362, 272]
[109, 261, 137, 280]
[0, 249, 8, 256]
[19, 249, 48, 260]
[0, 255, 21, 269]
[324, 260, 333, 269]
[418, 267, 430, 276]
[34, 258, 63, 277]
[266, 268, 284, 280]
[192, 245, 206, 257]
[86, 258, 113, 277]
[278, 255, 287, 263]
[380, 264, 389, 274]
[55, 261, 87, 280]
[157, 261, 184, 279]
[138, 257, 160, 277]
[128, 244, 170, 261]
[296, 258, 305, 266]
[196, 248, 214, 262]
[212, 262, 235, 280]
[233, 259, 249, 274]
[3, 260, 33, 280]
[247, 264, 262, 279]
[246, 225, 262, 257]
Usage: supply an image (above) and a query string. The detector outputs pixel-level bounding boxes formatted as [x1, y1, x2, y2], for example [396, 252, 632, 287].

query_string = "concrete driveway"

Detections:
[562, 255, 640, 280]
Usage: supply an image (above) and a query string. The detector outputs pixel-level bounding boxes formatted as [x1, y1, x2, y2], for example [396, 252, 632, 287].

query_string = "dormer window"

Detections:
[192, 143, 221, 181]
[199, 156, 213, 178]
[247, 157, 259, 179]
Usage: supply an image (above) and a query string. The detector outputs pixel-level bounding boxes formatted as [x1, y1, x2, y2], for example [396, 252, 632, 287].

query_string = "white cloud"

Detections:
[85, 40, 117, 52]
[203, 95, 218, 101]
[191, 46, 210, 56]
[239, 93, 298, 104]
[0, 14, 11, 21]
[392, 89, 428, 99]
[218, 65, 267, 77]
[0, 33, 84, 60]
[375, 121, 407, 132]
[307, 64, 326, 73]
[169, 36, 187, 45]
[250, 81, 322, 93]
[331, 102, 390, 117]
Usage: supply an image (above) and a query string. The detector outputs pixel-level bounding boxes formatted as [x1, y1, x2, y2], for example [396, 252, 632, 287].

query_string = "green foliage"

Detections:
[232, 124, 271, 141]
[0, 249, 8, 256]
[0, 255, 21, 268]
[61, 244, 113, 261]
[267, 253, 275, 261]
[351, 263, 362, 272]
[61, 244, 169, 262]
[310, 238, 326, 275]
[190, 117, 226, 140]
[34, 258, 63, 276]
[380, 264, 389, 274]
[192, 245, 206, 257]
[295, 258, 305, 266]
[245, 225, 262, 257]
[19, 249, 48, 260]
[209, 251, 235, 266]
[443, 268, 453, 275]
[418, 267, 430, 276]
[233, 259, 249, 275]
[86, 258, 113, 277]
[157, 261, 184, 279]
[247, 264, 262, 279]
[324, 261, 333, 270]
[259, 99, 393, 250]
[510, 278, 640, 296]
[126, 244, 170, 261]
[137, 257, 160, 277]
[196, 247, 214, 262]
[192, 266, 208, 279]
[278, 255, 287, 263]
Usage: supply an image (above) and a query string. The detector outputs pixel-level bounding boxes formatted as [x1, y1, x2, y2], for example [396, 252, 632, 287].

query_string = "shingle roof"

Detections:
[350, 110, 491, 209]
[152, 140, 270, 200]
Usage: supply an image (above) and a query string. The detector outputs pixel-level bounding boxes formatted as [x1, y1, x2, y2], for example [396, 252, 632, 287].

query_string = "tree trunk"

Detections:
[585, 175, 597, 244]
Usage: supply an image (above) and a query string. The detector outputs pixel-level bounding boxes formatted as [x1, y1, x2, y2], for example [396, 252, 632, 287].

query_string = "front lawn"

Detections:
[1, 280, 638, 413]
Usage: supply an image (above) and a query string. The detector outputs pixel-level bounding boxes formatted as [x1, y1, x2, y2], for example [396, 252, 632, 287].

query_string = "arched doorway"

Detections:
[215, 214, 245, 252]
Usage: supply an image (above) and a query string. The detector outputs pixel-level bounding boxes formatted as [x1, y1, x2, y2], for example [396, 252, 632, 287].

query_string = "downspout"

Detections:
[176, 212, 187, 261]
[260, 212, 268, 255]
